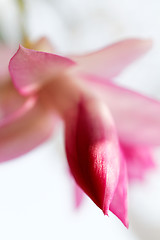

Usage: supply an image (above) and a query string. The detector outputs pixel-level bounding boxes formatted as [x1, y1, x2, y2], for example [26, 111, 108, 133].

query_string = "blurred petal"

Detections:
[85, 75, 160, 146]
[71, 39, 152, 79]
[9, 45, 76, 95]
[74, 181, 84, 209]
[121, 143, 156, 181]
[0, 45, 14, 82]
[68, 169, 84, 209]
[0, 82, 36, 127]
[0, 102, 55, 162]
[39, 73, 83, 118]
[30, 37, 55, 53]
[65, 97, 120, 215]
[109, 155, 128, 228]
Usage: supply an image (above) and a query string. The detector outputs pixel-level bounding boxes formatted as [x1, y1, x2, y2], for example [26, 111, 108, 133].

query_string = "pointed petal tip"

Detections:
[122, 38, 153, 55]
[144, 38, 153, 45]
[118, 213, 129, 228]
[103, 209, 129, 228]
[125, 220, 129, 229]
[117, 215, 129, 228]
[18, 44, 23, 49]
[9, 44, 76, 95]
[140, 38, 153, 50]
[103, 209, 109, 216]
[116, 212, 129, 228]
[112, 211, 129, 228]
[16, 44, 25, 54]
[125, 38, 152, 47]
[121, 216, 129, 228]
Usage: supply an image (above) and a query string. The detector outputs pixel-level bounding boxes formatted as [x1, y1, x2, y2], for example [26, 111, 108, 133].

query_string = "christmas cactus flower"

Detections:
[1, 38, 158, 227]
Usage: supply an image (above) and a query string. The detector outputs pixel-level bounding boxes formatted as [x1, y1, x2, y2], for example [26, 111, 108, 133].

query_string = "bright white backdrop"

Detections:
[0, 0, 160, 239]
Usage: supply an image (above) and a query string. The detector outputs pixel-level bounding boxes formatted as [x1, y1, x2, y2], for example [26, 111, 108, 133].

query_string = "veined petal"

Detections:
[121, 143, 155, 181]
[109, 154, 128, 228]
[9, 45, 76, 95]
[65, 97, 120, 215]
[71, 39, 152, 79]
[85, 75, 160, 146]
[0, 102, 55, 162]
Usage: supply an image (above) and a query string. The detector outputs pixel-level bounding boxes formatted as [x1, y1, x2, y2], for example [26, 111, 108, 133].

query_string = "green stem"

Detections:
[17, 0, 25, 13]
[16, 0, 28, 45]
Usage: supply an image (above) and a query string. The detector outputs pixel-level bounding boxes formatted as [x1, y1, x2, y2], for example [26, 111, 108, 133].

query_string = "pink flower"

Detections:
[1, 38, 158, 227]
[0, 43, 56, 161]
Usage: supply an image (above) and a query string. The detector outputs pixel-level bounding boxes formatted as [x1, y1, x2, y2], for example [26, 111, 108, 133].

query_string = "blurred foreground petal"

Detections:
[29, 37, 54, 53]
[74, 181, 84, 209]
[121, 144, 156, 181]
[0, 45, 14, 81]
[0, 82, 36, 127]
[0, 102, 55, 162]
[85, 75, 160, 146]
[71, 39, 152, 79]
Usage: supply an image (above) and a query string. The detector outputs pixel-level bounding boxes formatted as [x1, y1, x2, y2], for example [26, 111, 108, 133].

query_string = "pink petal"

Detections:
[65, 96, 120, 215]
[68, 169, 85, 209]
[0, 102, 55, 162]
[9, 45, 76, 95]
[71, 39, 152, 79]
[0, 45, 14, 82]
[85, 75, 160, 146]
[74, 181, 84, 209]
[0, 82, 36, 127]
[30, 37, 55, 53]
[109, 154, 128, 228]
[121, 143, 156, 182]
[39, 73, 84, 118]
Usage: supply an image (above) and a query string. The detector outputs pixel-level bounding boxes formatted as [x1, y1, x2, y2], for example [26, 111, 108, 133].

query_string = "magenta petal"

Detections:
[85, 75, 160, 146]
[109, 154, 128, 228]
[74, 181, 84, 209]
[9, 45, 76, 95]
[65, 97, 120, 214]
[71, 39, 152, 79]
[0, 82, 36, 127]
[0, 102, 55, 162]
[68, 169, 84, 209]
[121, 143, 156, 182]
[0, 45, 14, 81]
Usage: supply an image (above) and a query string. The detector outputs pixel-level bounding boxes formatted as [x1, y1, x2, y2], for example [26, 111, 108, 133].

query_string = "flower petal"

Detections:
[30, 37, 55, 53]
[0, 102, 55, 162]
[9, 45, 76, 95]
[68, 169, 84, 209]
[74, 181, 84, 209]
[85, 75, 160, 146]
[121, 143, 155, 181]
[39, 73, 84, 119]
[109, 154, 128, 228]
[0, 82, 36, 127]
[65, 96, 120, 215]
[0, 45, 14, 82]
[71, 39, 152, 79]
